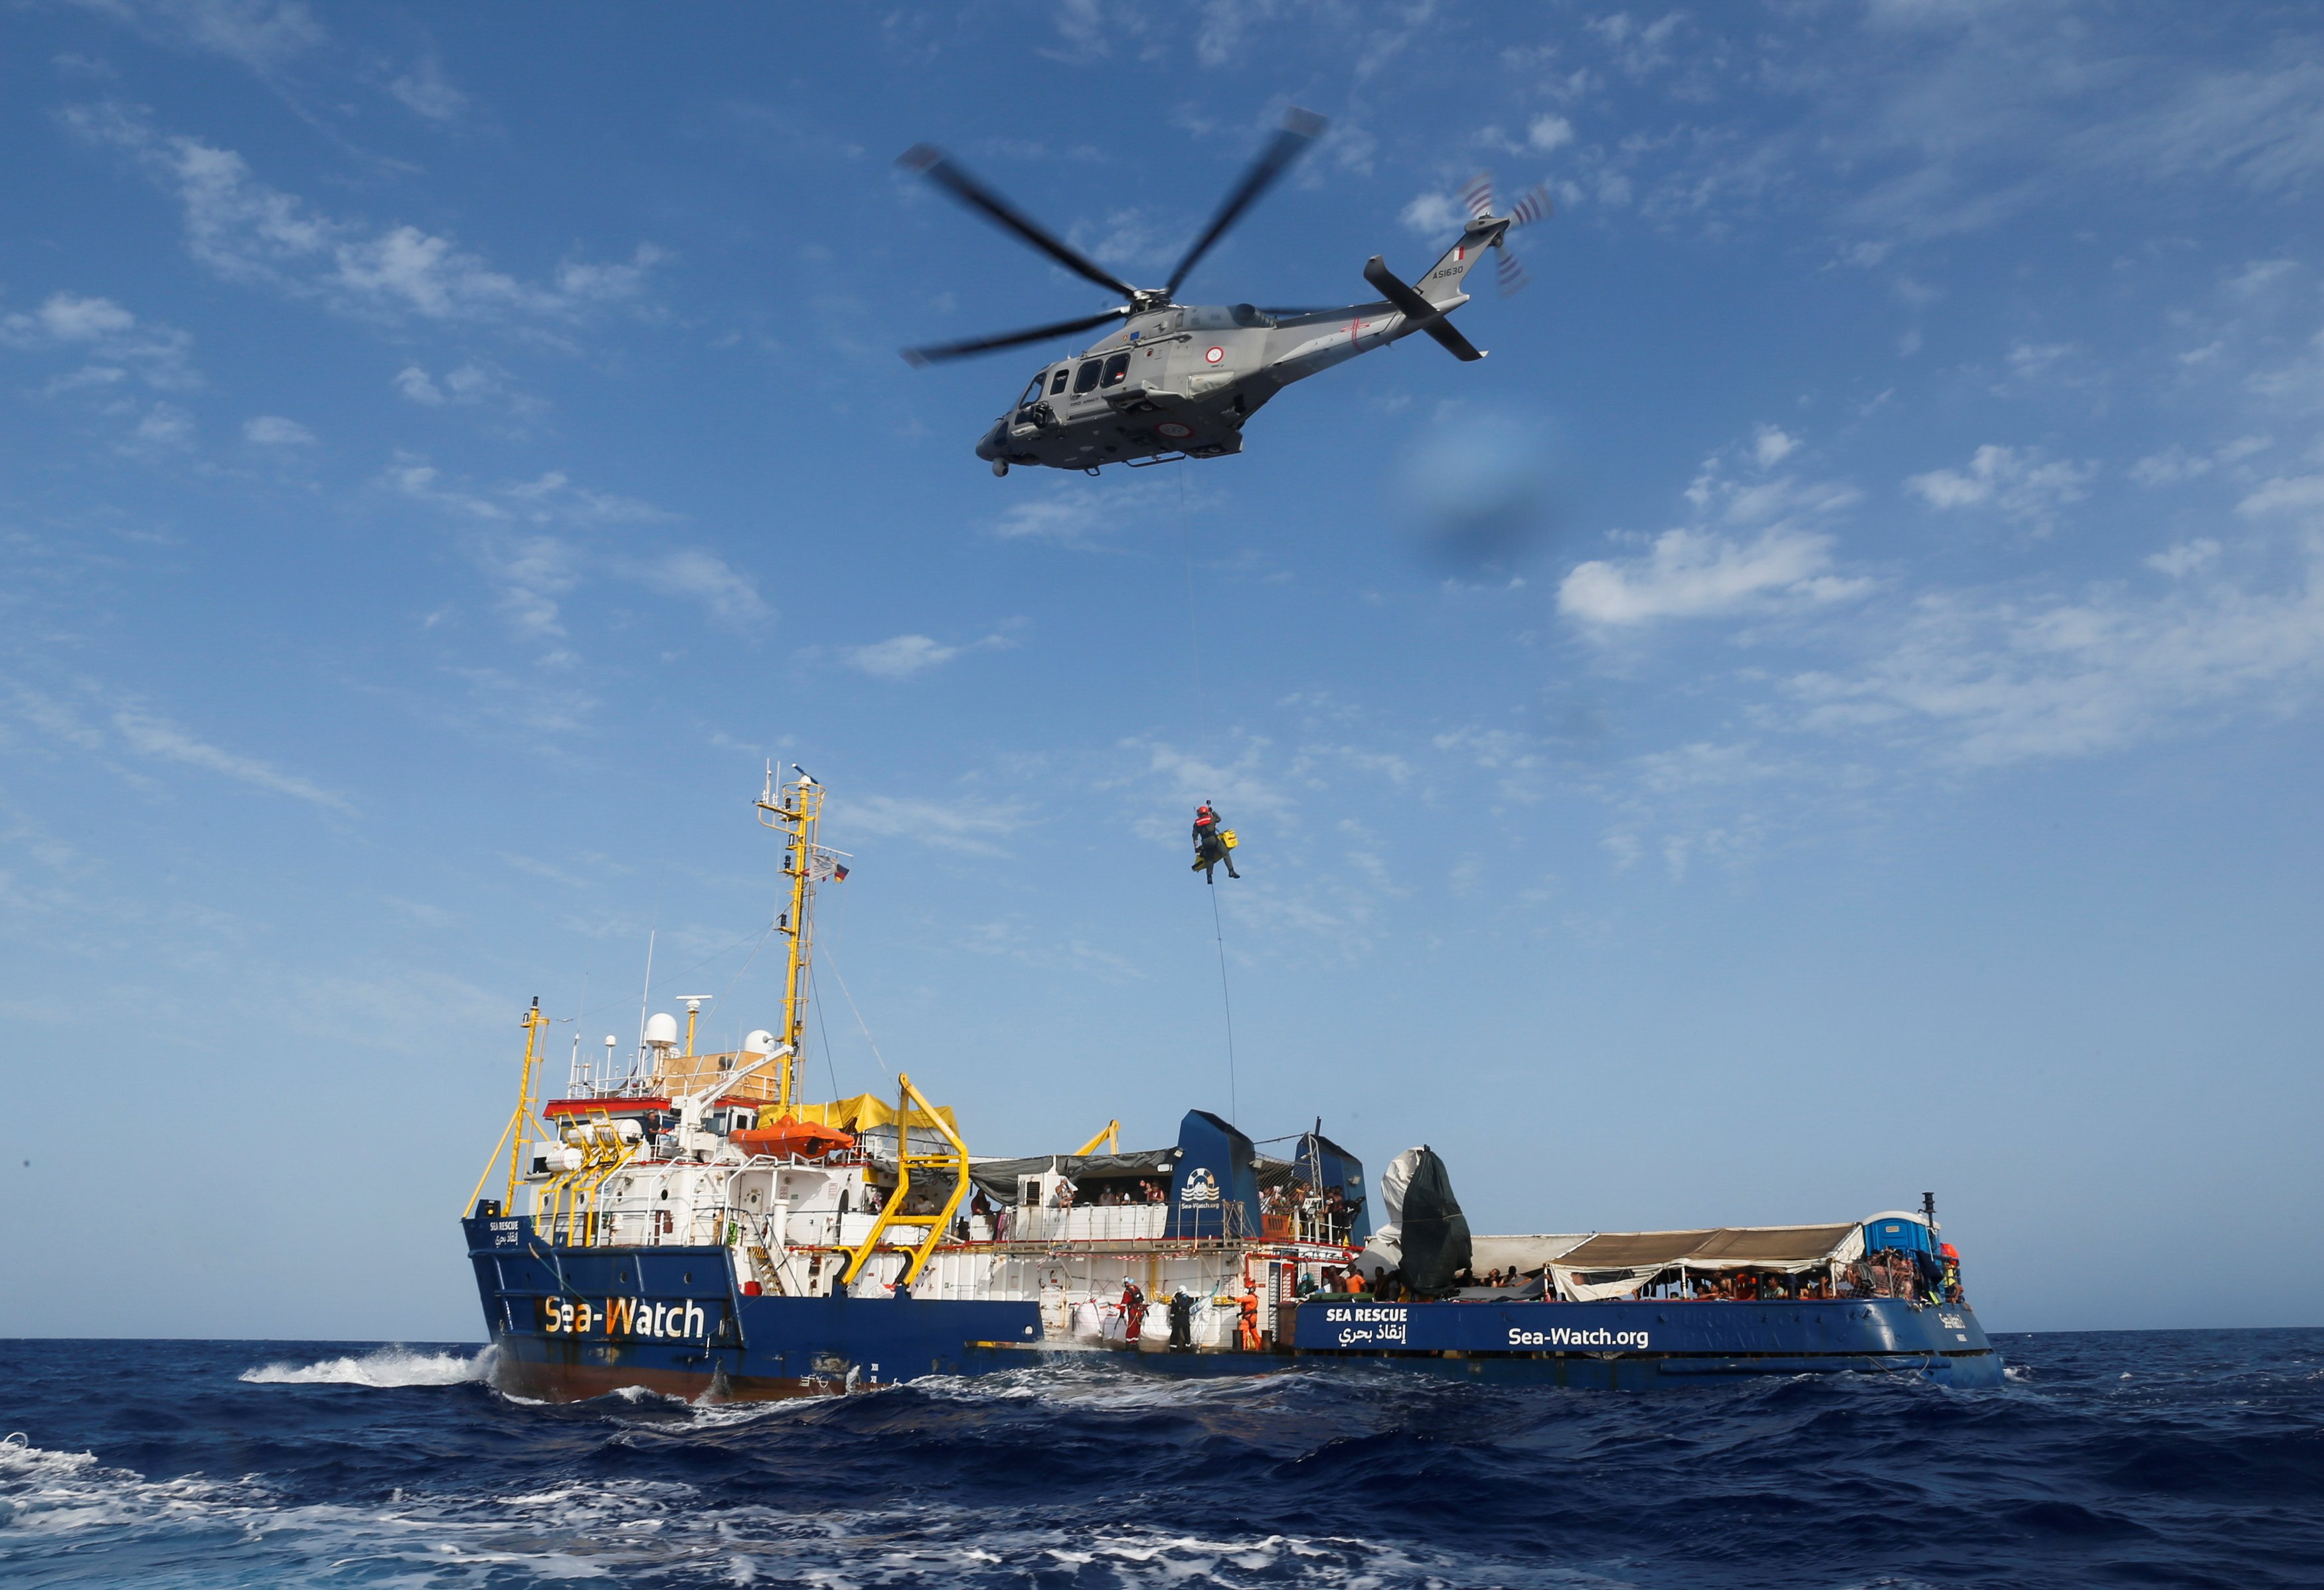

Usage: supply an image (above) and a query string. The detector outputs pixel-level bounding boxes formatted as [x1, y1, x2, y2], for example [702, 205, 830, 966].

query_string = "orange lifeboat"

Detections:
[731, 1116, 856, 1159]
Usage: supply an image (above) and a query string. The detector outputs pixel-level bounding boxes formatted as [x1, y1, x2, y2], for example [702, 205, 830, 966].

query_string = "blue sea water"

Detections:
[1, 1330, 2319, 1587]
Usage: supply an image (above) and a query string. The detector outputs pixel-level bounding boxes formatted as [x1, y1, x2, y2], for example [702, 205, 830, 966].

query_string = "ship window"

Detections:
[1072, 359, 1102, 395]
[1100, 353, 1130, 388]
[1050, 367, 1070, 395]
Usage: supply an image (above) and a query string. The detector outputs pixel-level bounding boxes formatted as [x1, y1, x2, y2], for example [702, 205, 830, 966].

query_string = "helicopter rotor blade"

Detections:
[898, 145, 1139, 302]
[900, 306, 1132, 367]
[1163, 107, 1327, 298]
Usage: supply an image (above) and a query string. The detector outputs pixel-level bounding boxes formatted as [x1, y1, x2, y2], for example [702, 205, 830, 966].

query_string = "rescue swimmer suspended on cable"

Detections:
[896, 109, 1552, 477]
[1193, 802, 1240, 884]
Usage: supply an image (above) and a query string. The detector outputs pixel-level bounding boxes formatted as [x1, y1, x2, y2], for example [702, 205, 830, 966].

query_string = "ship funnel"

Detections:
[644, 1011, 680, 1050]
[742, 1029, 779, 1057]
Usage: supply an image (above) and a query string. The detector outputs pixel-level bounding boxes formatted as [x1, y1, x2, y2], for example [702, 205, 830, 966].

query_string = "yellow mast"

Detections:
[505, 998, 548, 1209]
[756, 762, 845, 1116]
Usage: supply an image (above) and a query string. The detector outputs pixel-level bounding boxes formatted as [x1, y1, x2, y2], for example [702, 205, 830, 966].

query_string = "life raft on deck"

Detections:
[730, 1116, 857, 1159]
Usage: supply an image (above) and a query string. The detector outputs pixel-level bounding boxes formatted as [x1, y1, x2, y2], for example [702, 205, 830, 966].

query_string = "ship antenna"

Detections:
[758, 762, 846, 1116]
[634, 927, 657, 1079]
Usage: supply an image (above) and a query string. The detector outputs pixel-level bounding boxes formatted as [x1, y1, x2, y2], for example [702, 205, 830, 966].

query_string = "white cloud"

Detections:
[843, 630, 1014, 679]
[1560, 525, 1856, 625]
[2146, 539, 2220, 578]
[1, 291, 198, 390]
[393, 361, 540, 416]
[2238, 474, 2324, 515]
[68, 0, 324, 71]
[839, 793, 1020, 856]
[70, 106, 663, 325]
[1787, 549, 2324, 764]
[1752, 425, 1799, 470]
[1905, 444, 2094, 528]
[388, 54, 467, 122]
[393, 365, 444, 404]
[110, 707, 353, 812]
[845, 634, 959, 679]
[2131, 438, 2272, 487]
[242, 414, 312, 444]
[1529, 114, 1576, 153]
[630, 549, 769, 630]
[1399, 191, 1465, 236]
[7, 681, 353, 813]
[131, 402, 195, 450]
[385, 457, 764, 642]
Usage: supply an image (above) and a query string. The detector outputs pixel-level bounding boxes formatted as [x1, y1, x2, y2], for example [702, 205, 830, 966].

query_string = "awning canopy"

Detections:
[961, 1149, 1181, 1203]
[1557, 1224, 1859, 1271]
[1549, 1223, 1865, 1301]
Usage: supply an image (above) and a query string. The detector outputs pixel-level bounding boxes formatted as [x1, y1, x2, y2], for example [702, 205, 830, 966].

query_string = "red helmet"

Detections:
[1940, 1243, 1959, 1260]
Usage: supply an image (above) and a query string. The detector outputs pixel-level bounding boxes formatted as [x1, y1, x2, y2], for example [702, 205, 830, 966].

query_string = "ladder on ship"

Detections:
[839, 1072, 972, 1292]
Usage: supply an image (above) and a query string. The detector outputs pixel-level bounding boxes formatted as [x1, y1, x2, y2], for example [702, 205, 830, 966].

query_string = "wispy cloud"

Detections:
[1786, 549, 2324, 765]
[6, 681, 353, 813]
[1905, 444, 2095, 531]
[241, 414, 312, 444]
[68, 104, 663, 325]
[842, 629, 1016, 680]
[387, 53, 467, 122]
[1, 290, 199, 391]
[839, 793, 1021, 856]
[110, 708, 353, 812]
[628, 549, 770, 630]
[383, 458, 768, 645]
[68, 0, 325, 73]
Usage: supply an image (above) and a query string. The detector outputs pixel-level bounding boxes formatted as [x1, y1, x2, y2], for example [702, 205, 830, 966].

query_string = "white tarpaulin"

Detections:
[1549, 1223, 1865, 1301]
[1374, 1147, 1422, 1245]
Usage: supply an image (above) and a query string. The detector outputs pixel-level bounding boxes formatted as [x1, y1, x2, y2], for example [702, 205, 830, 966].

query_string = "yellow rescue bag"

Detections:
[1221, 829, 1238, 850]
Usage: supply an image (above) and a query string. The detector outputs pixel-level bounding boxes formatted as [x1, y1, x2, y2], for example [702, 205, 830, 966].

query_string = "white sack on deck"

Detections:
[1374, 1147, 1422, 1246]
[1552, 1266, 1659, 1302]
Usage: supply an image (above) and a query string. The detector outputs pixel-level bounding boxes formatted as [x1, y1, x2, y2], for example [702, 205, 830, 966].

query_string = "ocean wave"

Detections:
[7, 1331, 2324, 1588]
[239, 1344, 494, 1387]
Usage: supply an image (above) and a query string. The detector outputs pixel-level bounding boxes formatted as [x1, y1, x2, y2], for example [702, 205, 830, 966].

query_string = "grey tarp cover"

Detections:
[957, 1149, 1180, 1203]
[1556, 1225, 1859, 1271]
[1394, 1147, 1473, 1292]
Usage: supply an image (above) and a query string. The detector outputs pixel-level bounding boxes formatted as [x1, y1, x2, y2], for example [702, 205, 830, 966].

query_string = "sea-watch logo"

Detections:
[539, 1296, 708, 1340]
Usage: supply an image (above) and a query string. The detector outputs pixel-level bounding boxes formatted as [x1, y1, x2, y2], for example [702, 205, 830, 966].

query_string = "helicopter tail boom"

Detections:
[1416, 217, 1513, 308]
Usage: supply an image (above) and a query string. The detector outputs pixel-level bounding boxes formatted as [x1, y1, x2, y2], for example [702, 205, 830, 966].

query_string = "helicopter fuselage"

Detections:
[974, 295, 1459, 474]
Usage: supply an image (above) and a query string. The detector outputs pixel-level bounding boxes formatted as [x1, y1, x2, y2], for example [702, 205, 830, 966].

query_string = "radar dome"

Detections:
[742, 1029, 778, 1057]
[644, 1012, 680, 1048]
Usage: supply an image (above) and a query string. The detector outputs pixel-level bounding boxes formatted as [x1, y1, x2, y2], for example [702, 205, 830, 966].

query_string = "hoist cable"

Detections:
[1210, 835, 1240, 1126]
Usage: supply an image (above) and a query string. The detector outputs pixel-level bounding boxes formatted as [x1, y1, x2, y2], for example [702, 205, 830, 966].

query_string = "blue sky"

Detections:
[4, 1, 2321, 1340]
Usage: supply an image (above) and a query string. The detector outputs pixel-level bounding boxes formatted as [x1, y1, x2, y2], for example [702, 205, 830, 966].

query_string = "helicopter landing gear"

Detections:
[991, 460, 1009, 478]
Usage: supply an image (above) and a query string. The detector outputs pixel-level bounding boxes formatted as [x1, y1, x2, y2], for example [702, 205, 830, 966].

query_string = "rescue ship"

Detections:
[460, 769, 2002, 1398]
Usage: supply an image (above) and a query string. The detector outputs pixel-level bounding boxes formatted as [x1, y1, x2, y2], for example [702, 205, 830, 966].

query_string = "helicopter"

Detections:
[897, 110, 1551, 477]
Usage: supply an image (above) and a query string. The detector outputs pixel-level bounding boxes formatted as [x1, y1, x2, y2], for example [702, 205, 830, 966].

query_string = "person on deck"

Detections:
[1120, 1279, 1147, 1342]
[1191, 802, 1240, 882]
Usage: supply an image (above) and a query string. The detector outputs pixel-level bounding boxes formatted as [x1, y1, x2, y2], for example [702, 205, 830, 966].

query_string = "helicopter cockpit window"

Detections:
[1072, 359, 1102, 395]
[1099, 353, 1130, 388]
[1019, 375, 1046, 410]
[1050, 368, 1070, 396]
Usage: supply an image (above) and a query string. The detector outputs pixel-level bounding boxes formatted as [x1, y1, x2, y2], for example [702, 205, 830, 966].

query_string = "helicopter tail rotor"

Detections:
[1458, 172, 1553, 298]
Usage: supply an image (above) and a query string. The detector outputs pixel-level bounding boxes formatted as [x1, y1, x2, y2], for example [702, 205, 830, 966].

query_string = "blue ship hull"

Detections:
[466, 1216, 2003, 1398]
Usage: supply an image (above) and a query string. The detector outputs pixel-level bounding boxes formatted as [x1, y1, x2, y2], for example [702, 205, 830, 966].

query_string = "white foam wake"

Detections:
[240, 1344, 493, 1388]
